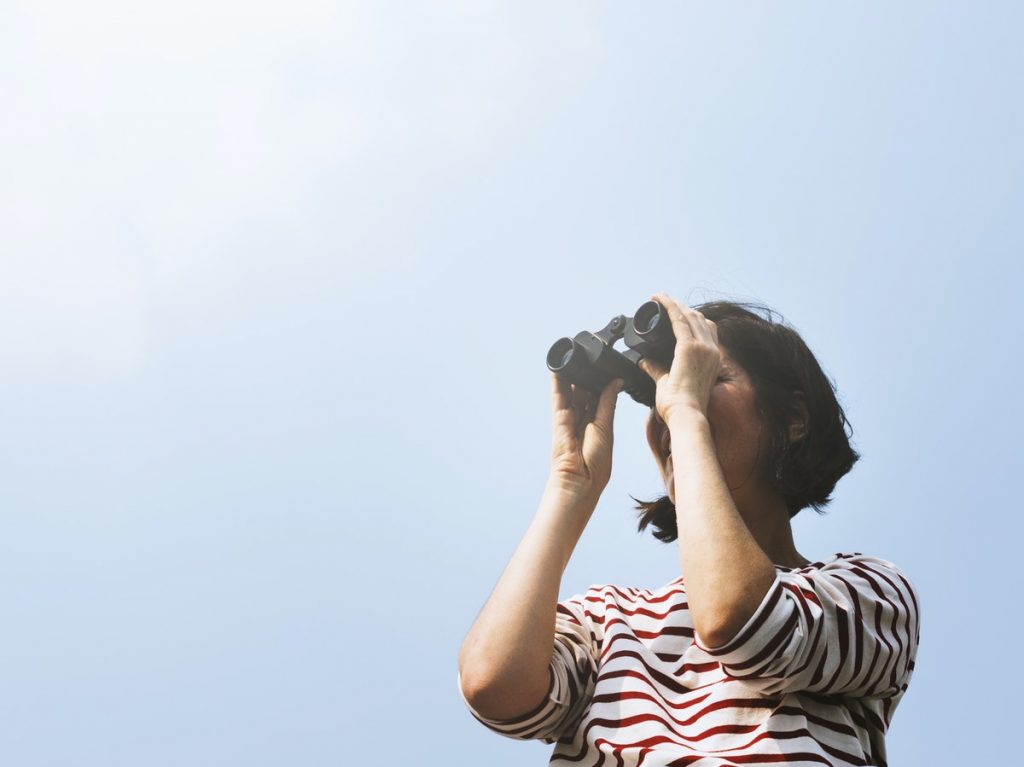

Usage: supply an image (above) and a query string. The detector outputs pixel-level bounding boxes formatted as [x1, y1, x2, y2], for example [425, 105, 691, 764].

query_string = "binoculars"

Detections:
[545, 300, 677, 408]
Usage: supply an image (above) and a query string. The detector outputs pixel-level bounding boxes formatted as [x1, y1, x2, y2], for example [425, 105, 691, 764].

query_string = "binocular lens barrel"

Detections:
[633, 300, 664, 336]
[546, 337, 579, 373]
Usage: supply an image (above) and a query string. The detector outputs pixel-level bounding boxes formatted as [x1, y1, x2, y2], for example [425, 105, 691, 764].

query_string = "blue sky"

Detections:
[2, 2, 1020, 764]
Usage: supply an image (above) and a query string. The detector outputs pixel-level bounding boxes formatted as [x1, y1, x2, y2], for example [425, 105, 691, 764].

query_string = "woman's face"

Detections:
[645, 351, 770, 504]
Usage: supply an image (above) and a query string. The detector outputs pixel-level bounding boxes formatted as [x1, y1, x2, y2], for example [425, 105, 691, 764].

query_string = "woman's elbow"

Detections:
[459, 662, 551, 722]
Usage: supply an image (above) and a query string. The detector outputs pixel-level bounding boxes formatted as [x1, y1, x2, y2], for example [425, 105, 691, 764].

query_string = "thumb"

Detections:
[639, 357, 667, 380]
[592, 378, 624, 429]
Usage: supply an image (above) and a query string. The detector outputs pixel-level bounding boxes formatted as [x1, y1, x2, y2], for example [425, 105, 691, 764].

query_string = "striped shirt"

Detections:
[459, 552, 920, 766]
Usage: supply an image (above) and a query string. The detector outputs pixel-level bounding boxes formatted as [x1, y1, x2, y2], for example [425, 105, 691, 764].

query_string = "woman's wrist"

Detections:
[666, 406, 711, 435]
[543, 473, 604, 512]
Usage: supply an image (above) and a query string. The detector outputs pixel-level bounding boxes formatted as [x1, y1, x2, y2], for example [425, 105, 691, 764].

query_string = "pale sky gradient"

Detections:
[2, 3, 1021, 765]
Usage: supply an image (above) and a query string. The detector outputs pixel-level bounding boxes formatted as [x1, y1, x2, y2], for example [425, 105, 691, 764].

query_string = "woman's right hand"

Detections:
[549, 374, 624, 501]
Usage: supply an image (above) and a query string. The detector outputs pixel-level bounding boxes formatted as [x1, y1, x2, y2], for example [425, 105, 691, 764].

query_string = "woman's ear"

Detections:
[787, 393, 809, 444]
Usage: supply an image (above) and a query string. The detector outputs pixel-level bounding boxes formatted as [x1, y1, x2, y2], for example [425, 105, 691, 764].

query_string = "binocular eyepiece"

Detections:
[546, 300, 677, 408]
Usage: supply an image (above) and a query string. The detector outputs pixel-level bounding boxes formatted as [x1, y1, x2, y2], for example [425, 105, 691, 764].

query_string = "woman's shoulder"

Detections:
[779, 551, 920, 612]
[788, 551, 914, 578]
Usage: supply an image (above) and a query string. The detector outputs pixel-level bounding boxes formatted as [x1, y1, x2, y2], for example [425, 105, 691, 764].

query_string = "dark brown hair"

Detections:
[635, 300, 859, 543]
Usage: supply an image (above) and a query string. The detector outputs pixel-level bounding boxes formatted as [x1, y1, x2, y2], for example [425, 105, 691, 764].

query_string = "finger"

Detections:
[592, 378, 623, 429]
[652, 293, 696, 344]
[551, 376, 580, 450]
[638, 357, 668, 380]
[689, 310, 716, 346]
[552, 373, 572, 413]
[706, 318, 719, 344]
[571, 383, 597, 416]
[552, 376, 580, 439]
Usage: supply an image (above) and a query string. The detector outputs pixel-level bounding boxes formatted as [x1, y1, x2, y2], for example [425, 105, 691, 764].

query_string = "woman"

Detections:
[458, 294, 920, 766]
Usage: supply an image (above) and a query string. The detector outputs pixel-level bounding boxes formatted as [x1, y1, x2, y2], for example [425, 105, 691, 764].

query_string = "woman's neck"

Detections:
[735, 489, 808, 568]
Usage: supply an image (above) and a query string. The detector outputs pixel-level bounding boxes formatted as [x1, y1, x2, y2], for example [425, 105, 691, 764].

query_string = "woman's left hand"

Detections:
[638, 293, 723, 425]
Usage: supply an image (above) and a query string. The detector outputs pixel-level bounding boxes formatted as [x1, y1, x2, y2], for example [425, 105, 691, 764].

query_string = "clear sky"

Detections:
[2, 2, 1021, 765]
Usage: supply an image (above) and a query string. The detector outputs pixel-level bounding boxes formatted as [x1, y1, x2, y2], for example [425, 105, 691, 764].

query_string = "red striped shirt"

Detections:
[459, 552, 920, 766]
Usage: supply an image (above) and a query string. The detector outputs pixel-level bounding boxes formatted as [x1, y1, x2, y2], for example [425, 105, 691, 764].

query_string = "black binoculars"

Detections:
[545, 300, 677, 408]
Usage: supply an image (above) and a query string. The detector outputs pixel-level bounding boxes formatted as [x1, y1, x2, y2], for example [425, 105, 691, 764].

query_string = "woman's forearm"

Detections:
[668, 411, 776, 648]
[458, 480, 597, 720]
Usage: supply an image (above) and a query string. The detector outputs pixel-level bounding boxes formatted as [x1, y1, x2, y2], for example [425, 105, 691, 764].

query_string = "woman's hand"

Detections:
[638, 293, 722, 425]
[548, 374, 623, 500]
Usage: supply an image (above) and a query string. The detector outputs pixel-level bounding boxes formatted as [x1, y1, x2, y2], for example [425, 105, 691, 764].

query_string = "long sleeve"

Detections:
[457, 592, 599, 744]
[690, 553, 920, 700]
